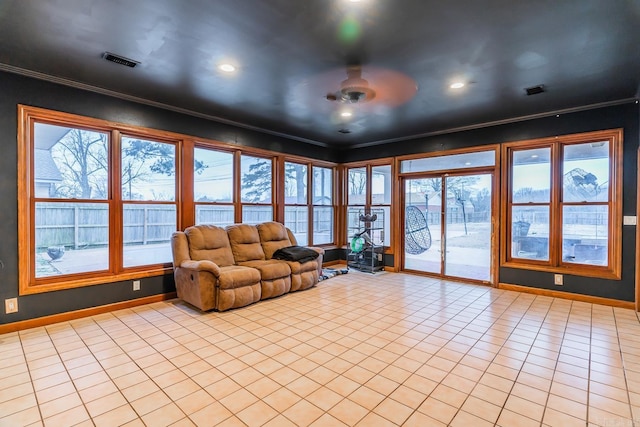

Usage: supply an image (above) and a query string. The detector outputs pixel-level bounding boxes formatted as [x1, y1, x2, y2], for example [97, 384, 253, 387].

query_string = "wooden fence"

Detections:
[35, 203, 175, 249]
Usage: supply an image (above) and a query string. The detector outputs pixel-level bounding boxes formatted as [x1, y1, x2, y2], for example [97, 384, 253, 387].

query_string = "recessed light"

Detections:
[531, 154, 539, 158]
[450, 82, 465, 89]
[464, 162, 471, 166]
[341, 111, 353, 117]
[218, 63, 236, 73]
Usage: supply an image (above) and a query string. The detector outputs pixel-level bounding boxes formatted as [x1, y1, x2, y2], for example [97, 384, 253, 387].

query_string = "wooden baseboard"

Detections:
[0, 292, 177, 334]
[322, 260, 344, 267]
[498, 283, 634, 309]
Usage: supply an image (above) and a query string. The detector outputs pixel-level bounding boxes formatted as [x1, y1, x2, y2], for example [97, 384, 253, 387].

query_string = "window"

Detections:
[312, 166, 334, 245]
[502, 129, 622, 279]
[121, 136, 177, 268]
[34, 124, 111, 277]
[19, 106, 179, 294]
[284, 161, 308, 244]
[240, 154, 273, 224]
[194, 147, 235, 227]
[347, 167, 367, 242]
[345, 162, 392, 247]
[371, 165, 391, 246]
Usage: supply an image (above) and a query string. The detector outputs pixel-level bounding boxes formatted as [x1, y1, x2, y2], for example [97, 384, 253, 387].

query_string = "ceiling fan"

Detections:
[323, 65, 418, 107]
[326, 66, 376, 104]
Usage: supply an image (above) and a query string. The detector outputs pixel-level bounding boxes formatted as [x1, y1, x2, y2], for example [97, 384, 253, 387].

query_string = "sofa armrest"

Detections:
[178, 259, 221, 277]
[306, 246, 325, 256]
[304, 247, 324, 276]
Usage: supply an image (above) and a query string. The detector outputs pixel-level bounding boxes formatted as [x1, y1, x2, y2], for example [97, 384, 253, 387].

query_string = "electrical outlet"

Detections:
[133, 280, 141, 291]
[5, 298, 18, 314]
[377, 253, 383, 262]
[554, 274, 563, 285]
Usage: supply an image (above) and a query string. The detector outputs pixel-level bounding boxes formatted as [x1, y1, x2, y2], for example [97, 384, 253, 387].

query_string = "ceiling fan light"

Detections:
[218, 63, 236, 72]
[340, 86, 375, 103]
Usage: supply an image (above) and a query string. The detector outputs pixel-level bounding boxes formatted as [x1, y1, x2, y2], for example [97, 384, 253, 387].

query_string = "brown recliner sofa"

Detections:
[171, 225, 262, 312]
[171, 221, 324, 311]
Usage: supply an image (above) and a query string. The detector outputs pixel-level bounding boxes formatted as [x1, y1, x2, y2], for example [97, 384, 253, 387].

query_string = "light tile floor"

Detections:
[2, 268, 640, 426]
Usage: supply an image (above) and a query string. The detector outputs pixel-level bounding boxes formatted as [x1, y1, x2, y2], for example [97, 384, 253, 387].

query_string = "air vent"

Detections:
[525, 85, 545, 96]
[102, 52, 139, 68]
[338, 128, 351, 134]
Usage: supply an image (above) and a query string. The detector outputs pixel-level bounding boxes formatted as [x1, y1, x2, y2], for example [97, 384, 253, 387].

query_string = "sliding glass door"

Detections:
[404, 172, 493, 282]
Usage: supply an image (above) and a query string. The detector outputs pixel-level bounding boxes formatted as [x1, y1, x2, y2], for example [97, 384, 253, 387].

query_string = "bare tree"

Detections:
[51, 131, 206, 200]
[285, 163, 307, 203]
[51, 129, 108, 199]
[349, 169, 367, 197]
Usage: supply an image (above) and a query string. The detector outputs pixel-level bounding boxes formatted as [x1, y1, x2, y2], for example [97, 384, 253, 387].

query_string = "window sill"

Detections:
[20, 266, 173, 296]
[501, 260, 621, 280]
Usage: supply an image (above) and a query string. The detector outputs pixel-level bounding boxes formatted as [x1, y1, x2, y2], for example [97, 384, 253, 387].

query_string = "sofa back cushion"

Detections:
[257, 222, 293, 259]
[184, 225, 235, 267]
[227, 224, 266, 263]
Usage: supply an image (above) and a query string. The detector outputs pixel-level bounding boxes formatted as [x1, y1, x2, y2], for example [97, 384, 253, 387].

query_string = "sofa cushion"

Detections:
[185, 225, 235, 267]
[227, 224, 266, 263]
[240, 259, 291, 280]
[218, 265, 262, 290]
[257, 221, 292, 259]
[240, 259, 292, 299]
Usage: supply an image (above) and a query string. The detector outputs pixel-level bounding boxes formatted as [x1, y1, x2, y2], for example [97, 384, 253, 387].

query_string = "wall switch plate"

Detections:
[133, 280, 141, 291]
[554, 274, 563, 285]
[5, 298, 18, 314]
[623, 216, 637, 226]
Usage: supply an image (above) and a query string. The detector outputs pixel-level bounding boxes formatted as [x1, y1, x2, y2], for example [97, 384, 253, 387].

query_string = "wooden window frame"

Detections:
[342, 158, 394, 252]
[500, 129, 623, 279]
[18, 106, 181, 295]
[18, 107, 339, 296]
[191, 144, 236, 227]
[279, 156, 337, 247]
[239, 153, 276, 224]
[310, 164, 336, 246]
[283, 159, 310, 244]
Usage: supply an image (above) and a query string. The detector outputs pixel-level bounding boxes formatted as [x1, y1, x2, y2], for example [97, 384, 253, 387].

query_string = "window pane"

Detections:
[348, 168, 367, 205]
[511, 205, 549, 260]
[401, 150, 495, 173]
[194, 148, 233, 202]
[313, 167, 332, 205]
[241, 155, 272, 203]
[35, 123, 109, 200]
[372, 206, 390, 246]
[35, 202, 109, 277]
[123, 204, 175, 267]
[121, 137, 175, 201]
[563, 142, 609, 202]
[346, 206, 361, 240]
[242, 205, 273, 224]
[285, 206, 308, 245]
[313, 207, 333, 244]
[563, 205, 608, 265]
[285, 162, 307, 204]
[512, 147, 551, 203]
[195, 205, 235, 227]
[372, 165, 391, 204]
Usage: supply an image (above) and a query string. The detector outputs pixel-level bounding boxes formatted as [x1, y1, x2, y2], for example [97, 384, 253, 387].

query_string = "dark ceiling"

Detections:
[0, 0, 639, 148]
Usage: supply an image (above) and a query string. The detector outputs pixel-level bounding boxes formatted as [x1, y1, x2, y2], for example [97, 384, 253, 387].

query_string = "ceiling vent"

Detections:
[338, 128, 351, 134]
[525, 85, 545, 96]
[102, 52, 139, 68]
